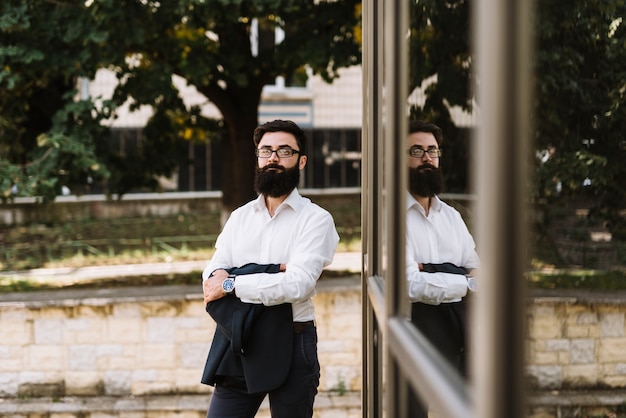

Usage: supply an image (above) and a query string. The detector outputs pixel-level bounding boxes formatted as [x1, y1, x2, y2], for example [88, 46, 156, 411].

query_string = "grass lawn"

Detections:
[2, 198, 624, 292]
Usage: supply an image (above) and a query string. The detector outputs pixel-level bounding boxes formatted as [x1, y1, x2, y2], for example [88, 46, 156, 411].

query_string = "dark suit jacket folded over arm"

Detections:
[201, 263, 293, 394]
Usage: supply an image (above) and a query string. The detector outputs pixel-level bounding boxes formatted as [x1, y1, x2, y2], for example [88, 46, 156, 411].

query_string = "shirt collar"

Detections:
[253, 188, 303, 214]
[406, 192, 443, 213]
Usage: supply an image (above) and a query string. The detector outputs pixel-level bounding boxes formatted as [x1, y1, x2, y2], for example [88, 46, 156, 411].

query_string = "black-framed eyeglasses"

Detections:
[408, 145, 443, 159]
[256, 146, 301, 158]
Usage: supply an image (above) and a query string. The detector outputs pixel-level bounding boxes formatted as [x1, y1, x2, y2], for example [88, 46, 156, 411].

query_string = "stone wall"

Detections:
[0, 278, 362, 417]
[3, 281, 626, 417]
[527, 289, 626, 390]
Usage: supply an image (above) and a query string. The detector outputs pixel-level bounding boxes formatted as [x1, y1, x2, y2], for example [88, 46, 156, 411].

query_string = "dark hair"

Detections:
[408, 120, 444, 146]
[253, 119, 307, 156]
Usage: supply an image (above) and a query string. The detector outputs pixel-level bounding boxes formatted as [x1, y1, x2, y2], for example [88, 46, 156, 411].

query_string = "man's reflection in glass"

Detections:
[405, 120, 480, 417]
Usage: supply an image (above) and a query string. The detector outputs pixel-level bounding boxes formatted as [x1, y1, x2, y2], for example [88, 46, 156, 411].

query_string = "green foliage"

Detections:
[407, 0, 626, 234]
[409, 0, 472, 114]
[528, 269, 626, 291]
[533, 0, 626, 233]
[408, 0, 473, 193]
[1, 0, 362, 209]
[0, 1, 112, 200]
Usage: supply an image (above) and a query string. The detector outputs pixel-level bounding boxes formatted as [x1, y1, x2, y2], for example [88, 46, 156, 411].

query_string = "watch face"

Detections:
[467, 277, 479, 292]
[222, 278, 235, 293]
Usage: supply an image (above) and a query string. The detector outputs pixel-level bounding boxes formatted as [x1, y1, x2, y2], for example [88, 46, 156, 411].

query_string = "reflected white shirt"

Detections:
[406, 193, 480, 305]
[202, 188, 339, 322]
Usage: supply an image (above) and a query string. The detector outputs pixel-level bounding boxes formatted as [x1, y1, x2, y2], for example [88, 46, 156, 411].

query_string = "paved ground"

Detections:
[0, 251, 362, 284]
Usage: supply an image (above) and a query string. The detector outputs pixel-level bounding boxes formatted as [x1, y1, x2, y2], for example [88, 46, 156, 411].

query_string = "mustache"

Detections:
[262, 163, 285, 171]
[417, 163, 438, 172]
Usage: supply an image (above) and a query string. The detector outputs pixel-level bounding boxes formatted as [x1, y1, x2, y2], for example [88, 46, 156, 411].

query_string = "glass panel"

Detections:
[404, 0, 476, 413]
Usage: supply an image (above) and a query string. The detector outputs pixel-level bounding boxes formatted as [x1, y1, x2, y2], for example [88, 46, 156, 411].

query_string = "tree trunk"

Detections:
[199, 79, 267, 224]
[219, 109, 259, 223]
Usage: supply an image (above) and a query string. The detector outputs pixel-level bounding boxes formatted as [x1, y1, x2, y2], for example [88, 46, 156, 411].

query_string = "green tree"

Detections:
[533, 0, 626, 236]
[1, 0, 362, 214]
[408, 0, 474, 193]
[407, 0, 626, 237]
[0, 1, 113, 202]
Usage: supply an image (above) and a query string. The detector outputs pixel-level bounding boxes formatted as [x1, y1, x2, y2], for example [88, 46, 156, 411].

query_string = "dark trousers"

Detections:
[206, 326, 320, 418]
[408, 300, 468, 418]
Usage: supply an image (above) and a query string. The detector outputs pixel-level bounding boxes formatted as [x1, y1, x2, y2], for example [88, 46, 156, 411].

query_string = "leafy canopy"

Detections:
[408, 0, 626, 235]
[1, 0, 361, 209]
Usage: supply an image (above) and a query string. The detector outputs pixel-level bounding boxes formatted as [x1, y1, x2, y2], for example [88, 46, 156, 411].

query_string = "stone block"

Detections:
[599, 338, 626, 362]
[28, 346, 66, 370]
[545, 339, 569, 352]
[132, 380, 174, 396]
[566, 325, 596, 338]
[50, 414, 81, 418]
[144, 412, 204, 418]
[603, 375, 626, 387]
[106, 318, 143, 343]
[69, 345, 98, 370]
[0, 308, 28, 321]
[531, 304, 556, 316]
[2, 322, 32, 345]
[104, 370, 132, 395]
[177, 327, 212, 343]
[147, 317, 177, 343]
[576, 312, 598, 325]
[141, 301, 183, 317]
[34, 319, 64, 344]
[65, 318, 104, 344]
[318, 340, 347, 354]
[563, 364, 599, 387]
[529, 315, 562, 339]
[174, 370, 206, 393]
[64, 371, 104, 396]
[0, 372, 18, 396]
[600, 313, 625, 337]
[76, 305, 110, 318]
[139, 344, 176, 369]
[109, 347, 140, 370]
[118, 413, 147, 418]
[615, 363, 626, 374]
[557, 351, 570, 364]
[18, 380, 65, 397]
[526, 365, 563, 389]
[91, 413, 117, 418]
[533, 351, 559, 365]
[132, 369, 158, 382]
[113, 302, 142, 318]
[570, 339, 595, 364]
[179, 343, 208, 369]
[180, 300, 206, 317]
[322, 365, 360, 392]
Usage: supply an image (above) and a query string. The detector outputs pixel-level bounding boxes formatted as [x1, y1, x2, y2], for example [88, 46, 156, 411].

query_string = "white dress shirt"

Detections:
[406, 193, 480, 305]
[202, 188, 339, 322]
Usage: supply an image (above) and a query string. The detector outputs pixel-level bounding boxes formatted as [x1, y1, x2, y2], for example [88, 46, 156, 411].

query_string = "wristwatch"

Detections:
[222, 275, 236, 294]
[465, 274, 479, 292]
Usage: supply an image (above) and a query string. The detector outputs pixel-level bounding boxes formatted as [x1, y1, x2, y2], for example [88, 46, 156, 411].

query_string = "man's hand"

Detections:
[203, 269, 229, 304]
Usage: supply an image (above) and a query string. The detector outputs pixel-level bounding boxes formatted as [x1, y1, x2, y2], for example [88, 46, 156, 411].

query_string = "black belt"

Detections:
[293, 320, 315, 334]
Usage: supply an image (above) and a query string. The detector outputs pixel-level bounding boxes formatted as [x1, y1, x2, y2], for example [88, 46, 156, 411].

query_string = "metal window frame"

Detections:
[361, 1, 533, 417]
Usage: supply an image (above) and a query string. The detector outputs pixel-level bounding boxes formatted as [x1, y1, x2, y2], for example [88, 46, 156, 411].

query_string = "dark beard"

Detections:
[409, 164, 443, 197]
[254, 163, 301, 197]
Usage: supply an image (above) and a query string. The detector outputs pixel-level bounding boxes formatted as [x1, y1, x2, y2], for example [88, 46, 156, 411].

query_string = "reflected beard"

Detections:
[409, 164, 443, 197]
[254, 163, 301, 197]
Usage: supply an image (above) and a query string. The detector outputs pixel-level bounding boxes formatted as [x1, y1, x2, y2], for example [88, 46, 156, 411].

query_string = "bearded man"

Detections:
[201, 119, 339, 418]
[405, 119, 481, 418]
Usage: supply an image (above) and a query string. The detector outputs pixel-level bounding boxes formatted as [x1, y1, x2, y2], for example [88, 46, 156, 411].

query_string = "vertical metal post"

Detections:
[472, 1, 533, 417]
[383, 0, 409, 417]
[361, 0, 384, 416]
